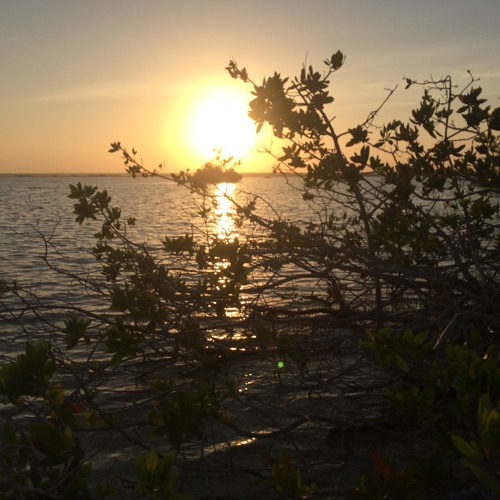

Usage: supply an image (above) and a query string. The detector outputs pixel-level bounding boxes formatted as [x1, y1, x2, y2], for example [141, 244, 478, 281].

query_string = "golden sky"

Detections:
[1, 1, 499, 174]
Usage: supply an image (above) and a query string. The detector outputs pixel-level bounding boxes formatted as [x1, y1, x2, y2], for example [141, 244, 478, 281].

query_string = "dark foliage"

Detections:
[1, 52, 499, 498]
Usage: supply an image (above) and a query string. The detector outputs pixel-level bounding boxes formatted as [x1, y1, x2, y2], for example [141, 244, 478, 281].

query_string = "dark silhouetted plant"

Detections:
[1, 50, 499, 497]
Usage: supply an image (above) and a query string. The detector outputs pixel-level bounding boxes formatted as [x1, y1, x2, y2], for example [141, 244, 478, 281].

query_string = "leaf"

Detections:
[146, 449, 158, 473]
[163, 234, 195, 254]
[30, 423, 66, 456]
[414, 331, 429, 346]
[0, 340, 55, 404]
[395, 354, 409, 373]
[490, 107, 500, 130]
[350, 145, 370, 167]
[63, 316, 91, 350]
[108, 142, 121, 153]
[329, 50, 345, 70]
[346, 125, 368, 146]
[451, 435, 478, 459]
[463, 458, 500, 497]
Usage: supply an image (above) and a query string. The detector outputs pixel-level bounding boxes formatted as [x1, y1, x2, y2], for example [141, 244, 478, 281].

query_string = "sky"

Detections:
[1, 0, 499, 174]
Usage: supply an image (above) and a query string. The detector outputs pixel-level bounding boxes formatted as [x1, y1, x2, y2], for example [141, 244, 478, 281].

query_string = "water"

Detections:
[0, 174, 315, 343]
[4, 173, 494, 350]
[0, 175, 390, 495]
[2, 174, 498, 498]
[0, 174, 310, 280]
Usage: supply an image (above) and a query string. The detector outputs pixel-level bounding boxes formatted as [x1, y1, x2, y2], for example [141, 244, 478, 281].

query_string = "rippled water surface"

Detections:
[0, 175, 313, 326]
[0, 175, 391, 497]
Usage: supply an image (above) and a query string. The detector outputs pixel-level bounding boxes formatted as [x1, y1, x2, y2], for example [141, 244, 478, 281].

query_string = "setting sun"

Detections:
[188, 89, 257, 161]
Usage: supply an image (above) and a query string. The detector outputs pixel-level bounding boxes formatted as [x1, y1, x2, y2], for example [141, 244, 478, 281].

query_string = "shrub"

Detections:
[1, 51, 499, 497]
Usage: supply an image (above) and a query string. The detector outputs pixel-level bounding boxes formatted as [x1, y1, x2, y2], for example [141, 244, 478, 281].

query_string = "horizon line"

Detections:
[0, 171, 279, 177]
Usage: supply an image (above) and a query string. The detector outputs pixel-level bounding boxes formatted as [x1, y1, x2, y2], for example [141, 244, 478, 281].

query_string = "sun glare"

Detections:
[213, 182, 237, 240]
[188, 89, 256, 161]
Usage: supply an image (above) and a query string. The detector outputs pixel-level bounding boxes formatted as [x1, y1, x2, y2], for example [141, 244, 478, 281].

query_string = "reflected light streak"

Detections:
[213, 182, 237, 240]
[210, 182, 242, 318]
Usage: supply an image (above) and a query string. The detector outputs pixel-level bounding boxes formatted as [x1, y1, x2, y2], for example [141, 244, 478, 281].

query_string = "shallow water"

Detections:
[0, 175, 309, 283]
[0, 174, 317, 353]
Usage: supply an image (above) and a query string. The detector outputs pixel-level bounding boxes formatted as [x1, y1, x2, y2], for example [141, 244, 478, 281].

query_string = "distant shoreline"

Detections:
[0, 171, 281, 178]
[0, 171, 380, 178]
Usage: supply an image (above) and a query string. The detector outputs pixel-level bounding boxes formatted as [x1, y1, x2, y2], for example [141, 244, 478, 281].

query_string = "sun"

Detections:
[188, 88, 256, 161]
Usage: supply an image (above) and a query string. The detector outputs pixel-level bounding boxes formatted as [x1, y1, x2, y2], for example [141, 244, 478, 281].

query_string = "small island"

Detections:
[191, 162, 242, 184]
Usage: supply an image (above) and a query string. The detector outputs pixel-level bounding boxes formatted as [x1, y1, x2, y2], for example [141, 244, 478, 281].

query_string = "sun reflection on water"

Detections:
[212, 182, 237, 240]
[209, 182, 243, 318]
